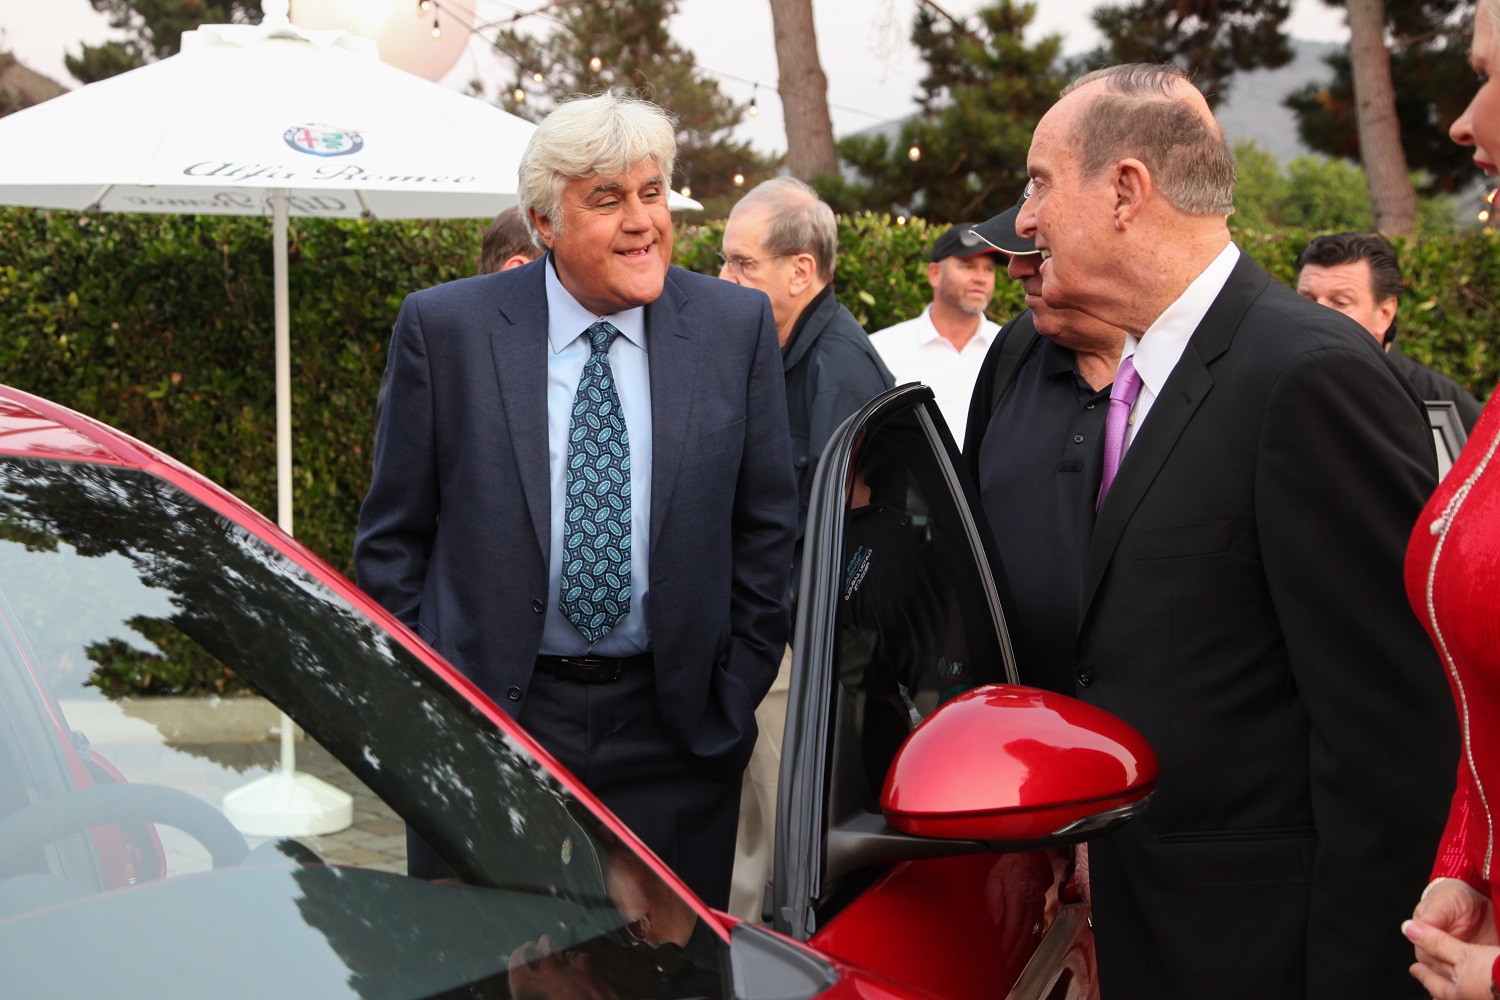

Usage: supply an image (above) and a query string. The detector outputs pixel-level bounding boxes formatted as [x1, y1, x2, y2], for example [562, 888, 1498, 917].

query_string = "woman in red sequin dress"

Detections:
[1402, 4, 1500, 995]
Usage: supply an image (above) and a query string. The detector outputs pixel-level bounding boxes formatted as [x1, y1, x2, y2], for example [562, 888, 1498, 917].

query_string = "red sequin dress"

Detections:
[1405, 391, 1500, 966]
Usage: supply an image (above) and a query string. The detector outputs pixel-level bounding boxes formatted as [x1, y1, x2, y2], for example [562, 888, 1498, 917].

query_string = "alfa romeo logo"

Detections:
[283, 123, 364, 157]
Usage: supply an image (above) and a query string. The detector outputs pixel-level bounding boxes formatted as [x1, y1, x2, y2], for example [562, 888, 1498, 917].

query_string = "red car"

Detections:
[0, 381, 1155, 1000]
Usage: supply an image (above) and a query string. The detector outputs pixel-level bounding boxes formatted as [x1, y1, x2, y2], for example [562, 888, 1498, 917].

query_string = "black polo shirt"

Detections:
[973, 322, 1110, 696]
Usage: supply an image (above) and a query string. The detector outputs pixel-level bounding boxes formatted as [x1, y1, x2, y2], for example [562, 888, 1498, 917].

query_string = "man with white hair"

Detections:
[1014, 63, 1456, 997]
[356, 94, 797, 908]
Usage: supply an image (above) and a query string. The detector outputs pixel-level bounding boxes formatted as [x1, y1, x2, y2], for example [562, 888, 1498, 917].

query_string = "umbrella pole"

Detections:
[222, 188, 353, 839]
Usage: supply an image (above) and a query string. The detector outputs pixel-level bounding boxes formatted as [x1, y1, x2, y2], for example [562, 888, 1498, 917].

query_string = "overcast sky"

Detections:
[0, 0, 1351, 155]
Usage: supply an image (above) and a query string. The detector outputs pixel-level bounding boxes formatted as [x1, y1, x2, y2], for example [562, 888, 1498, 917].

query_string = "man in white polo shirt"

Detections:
[869, 223, 1002, 447]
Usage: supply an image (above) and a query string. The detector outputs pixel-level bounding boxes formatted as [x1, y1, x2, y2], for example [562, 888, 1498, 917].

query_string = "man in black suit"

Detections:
[1013, 63, 1457, 997]
[355, 94, 797, 909]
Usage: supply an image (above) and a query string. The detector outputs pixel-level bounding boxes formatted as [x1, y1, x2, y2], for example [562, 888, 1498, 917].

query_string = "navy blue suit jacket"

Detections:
[354, 258, 797, 779]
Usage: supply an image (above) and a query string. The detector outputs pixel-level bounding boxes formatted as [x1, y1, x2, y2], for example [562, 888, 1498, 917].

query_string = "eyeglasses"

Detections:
[715, 251, 791, 275]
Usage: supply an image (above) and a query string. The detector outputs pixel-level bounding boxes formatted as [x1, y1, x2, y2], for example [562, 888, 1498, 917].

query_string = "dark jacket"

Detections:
[782, 284, 893, 571]
[1388, 347, 1484, 433]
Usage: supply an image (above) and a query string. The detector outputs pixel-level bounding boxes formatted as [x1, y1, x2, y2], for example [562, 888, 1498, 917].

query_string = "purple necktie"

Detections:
[1097, 355, 1142, 510]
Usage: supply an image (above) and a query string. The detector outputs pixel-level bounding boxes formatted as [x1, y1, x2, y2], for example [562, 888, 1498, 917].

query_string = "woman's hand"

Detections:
[1415, 879, 1497, 947]
[1403, 918, 1500, 999]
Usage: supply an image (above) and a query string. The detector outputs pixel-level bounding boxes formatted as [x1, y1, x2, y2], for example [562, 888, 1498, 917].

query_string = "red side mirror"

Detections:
[880, 684, 1158, 843]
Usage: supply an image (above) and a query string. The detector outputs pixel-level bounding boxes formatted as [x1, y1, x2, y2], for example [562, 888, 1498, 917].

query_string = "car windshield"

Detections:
[0, 455, 722, 1000]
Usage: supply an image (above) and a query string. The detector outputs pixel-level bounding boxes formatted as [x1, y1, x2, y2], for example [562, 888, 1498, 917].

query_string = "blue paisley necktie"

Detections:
[560, 320, 631, 644]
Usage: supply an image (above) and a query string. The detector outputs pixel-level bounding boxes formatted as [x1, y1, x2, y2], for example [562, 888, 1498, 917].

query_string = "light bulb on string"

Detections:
[680, 180, 692, 198]
[419, 0, 432, 10]
[430, 15, 441, 38]
[733, 171, 745, 187]
[907, 143, 921, 162]
[589, 55, 603, 73]
[513, 87, 526, 103]
[748, 84, 759, 117]
[533, 71, 544, 83]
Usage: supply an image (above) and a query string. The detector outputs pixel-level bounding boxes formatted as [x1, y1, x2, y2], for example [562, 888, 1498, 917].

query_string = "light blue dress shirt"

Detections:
[538, 256, 653, 656]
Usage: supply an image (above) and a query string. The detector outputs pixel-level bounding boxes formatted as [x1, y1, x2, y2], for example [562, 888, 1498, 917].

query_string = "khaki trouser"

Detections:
[728, 644, 793, 922]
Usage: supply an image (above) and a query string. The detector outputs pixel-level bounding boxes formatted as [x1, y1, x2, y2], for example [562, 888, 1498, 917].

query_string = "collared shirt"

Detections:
[978, 329, 1111, 695]
[870, 305, 998, 450]
[539, 256, 653, 656]
[1123, 241, 1239, 450]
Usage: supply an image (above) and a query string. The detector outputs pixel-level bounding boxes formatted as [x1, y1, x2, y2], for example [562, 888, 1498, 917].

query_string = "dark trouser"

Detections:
[515, 666, 740, 909]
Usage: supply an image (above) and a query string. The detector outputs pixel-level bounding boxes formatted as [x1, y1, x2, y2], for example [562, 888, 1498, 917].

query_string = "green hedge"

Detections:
[2, 206, 1496, 584]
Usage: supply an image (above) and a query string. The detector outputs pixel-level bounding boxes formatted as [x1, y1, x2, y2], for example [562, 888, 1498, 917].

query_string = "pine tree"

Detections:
[1085, 0, 1295, 106]
[491, 0, 775, 218]
[824, 1, 1067, 225]
[65, 1, 263, 83]
[1285, 1, 1476, 196]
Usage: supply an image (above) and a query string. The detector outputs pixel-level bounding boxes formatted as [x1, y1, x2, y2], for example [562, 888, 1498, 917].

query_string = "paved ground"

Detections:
[188, 740, 409, 875]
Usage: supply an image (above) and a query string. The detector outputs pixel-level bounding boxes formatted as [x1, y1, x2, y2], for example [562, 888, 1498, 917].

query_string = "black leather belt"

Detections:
[534, 653, 653, 684]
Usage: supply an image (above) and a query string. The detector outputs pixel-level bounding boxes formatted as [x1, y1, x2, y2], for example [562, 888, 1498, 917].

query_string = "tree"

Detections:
[65, 1, 263, 84]
[490, 0, 774, 218]
[770, 0, 839, 181]
[1229, 139, 1456, 238]
[1347, 0, 1417, 234]
[825, 1, 1068, 225]
[1286, 1, 1476, 197]
[1085, 0, 1294, 105]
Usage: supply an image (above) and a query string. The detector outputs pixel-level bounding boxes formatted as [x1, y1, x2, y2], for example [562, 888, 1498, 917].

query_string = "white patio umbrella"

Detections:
[0, 0, 544, 839]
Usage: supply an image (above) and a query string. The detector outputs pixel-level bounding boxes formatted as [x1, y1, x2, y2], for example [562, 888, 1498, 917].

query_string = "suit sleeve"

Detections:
[714, 296, 799, 739]
[1256, 345, 1458, 996]
[353, 293, 439, 630]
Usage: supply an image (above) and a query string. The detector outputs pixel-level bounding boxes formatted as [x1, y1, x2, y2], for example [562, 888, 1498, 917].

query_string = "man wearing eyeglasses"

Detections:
[717, 176, 892, 923]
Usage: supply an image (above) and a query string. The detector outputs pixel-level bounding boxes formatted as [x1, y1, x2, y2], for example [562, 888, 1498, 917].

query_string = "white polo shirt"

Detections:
[870, 305, 999, 449]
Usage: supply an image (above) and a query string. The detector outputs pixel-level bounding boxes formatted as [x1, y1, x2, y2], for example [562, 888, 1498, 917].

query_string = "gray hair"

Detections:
[728, 177, 838, 281]
[518, 93, 678, 247]
[1061, 63, 1236, 217]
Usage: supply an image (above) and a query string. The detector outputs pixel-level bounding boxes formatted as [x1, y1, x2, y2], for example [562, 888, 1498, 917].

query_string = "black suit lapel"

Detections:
[1080, 253, 1270, 616]
[645, 271, 696, 548]
[491, 261, 552, 560]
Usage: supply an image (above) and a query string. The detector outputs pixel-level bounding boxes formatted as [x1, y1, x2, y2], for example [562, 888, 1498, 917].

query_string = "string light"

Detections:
[430, 15, 442, 38]
[733, 170, 745, 187]
[532, 71, 544, 83]
[589, 55, 603, 72]
[907, 143, 921, 162]
[513, 87, 526, 102]
[748, 83, 759, 117]
[418, 0, 432, 10]
[680, 180, 692, 198]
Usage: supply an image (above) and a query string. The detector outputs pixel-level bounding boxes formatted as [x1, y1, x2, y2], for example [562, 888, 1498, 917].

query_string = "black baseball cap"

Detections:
[929, 223, 1003, 263]
[969, 195, 1039, 256]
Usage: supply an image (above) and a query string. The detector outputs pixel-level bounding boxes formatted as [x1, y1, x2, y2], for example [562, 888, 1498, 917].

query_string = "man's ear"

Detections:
[529, 207, 556, 249]
[788, 252, 818, 296]
[926, 261, 943, 291]
[1376, 297, 1399, 344]
[1113, 158, 1152, 228]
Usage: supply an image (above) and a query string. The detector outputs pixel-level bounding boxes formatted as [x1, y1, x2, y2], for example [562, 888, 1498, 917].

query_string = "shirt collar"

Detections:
[543, 253, 648, 354]
[915, 305, 997, 350]
[1125, 241, 1238, 394]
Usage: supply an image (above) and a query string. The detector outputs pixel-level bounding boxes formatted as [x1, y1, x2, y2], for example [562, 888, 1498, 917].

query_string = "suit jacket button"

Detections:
[507, 686, 522, 701]
[1076, 669, 1094, 688]
[531, 599, 544, 614]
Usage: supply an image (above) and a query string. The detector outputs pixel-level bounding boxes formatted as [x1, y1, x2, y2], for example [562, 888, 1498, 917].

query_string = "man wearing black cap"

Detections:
[963, 196, 1126, 696]
[869, 224, 1003, 448]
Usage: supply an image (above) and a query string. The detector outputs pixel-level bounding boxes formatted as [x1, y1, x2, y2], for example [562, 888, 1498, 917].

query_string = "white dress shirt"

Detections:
[539, 256, 653, 656]
[870, 305, 998, 449]
[1121, 241, 1239, 452]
